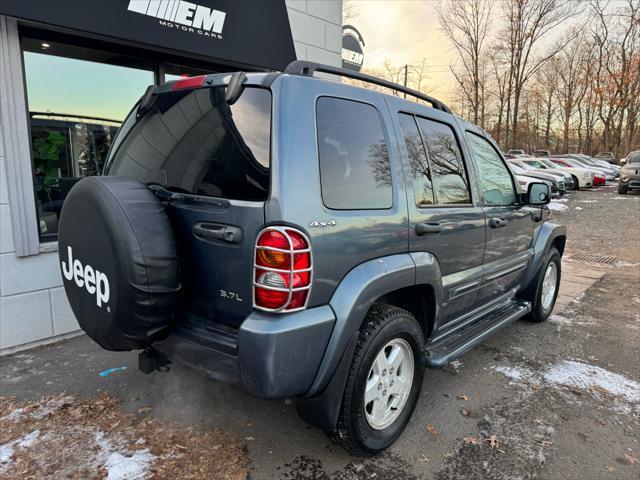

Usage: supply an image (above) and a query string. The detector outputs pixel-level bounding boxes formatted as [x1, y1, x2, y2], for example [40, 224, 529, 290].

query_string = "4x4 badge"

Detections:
[308, 220, 337, 228]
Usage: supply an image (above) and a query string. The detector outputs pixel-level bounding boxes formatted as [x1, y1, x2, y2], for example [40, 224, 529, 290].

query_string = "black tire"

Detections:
[618, 183, 628, 194]
[571, 175, 580, 190]
[524, 248, 561, 323]
[334, 305, 424, 456]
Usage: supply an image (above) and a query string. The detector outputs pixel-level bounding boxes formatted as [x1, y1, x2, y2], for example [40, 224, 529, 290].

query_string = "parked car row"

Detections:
[507, 149, 620, 165]
[504, 153, 624, 192]
[508, 161, 567, 198]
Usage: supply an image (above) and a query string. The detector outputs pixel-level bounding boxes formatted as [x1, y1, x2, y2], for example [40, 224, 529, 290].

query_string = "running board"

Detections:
[424, 300, 531, 368]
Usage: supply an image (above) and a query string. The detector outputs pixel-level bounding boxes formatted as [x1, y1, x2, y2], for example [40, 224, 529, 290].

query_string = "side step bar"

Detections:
[424, 300, 531, 368]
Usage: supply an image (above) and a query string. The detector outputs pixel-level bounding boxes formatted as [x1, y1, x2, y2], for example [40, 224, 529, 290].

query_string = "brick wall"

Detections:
[286, 0, 341, 67]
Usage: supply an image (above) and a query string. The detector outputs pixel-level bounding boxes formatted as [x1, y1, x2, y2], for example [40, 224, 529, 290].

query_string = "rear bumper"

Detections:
[153, 306, 335, 398]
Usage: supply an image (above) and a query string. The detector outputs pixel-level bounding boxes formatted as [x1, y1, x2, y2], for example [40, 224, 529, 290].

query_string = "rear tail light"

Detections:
[253, 226, 312, 312]
[171, 75, 207, 91]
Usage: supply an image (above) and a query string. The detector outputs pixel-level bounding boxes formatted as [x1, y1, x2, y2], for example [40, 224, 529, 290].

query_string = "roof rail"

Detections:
[284, 60, 451, 114]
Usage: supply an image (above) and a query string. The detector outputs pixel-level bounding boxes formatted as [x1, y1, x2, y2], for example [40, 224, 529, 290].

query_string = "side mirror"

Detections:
[528, 182, 550, 206]
[620, 158, 627, 166]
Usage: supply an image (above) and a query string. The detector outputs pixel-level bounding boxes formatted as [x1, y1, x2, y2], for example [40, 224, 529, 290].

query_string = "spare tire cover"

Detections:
[58, 176, 180, 351]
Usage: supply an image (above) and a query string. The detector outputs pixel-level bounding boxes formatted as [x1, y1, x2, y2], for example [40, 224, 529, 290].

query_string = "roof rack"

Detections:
[284, 60, 452, 114]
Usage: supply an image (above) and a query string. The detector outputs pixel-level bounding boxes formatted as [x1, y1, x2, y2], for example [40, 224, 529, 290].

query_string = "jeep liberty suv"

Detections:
[58, 61, 566, 456]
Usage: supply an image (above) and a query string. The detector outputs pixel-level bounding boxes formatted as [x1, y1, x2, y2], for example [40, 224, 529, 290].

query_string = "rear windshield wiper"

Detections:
[148, 184, 229, 207]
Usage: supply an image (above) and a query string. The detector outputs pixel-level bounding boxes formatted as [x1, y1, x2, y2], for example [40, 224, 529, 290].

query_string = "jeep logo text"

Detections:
[61, 246, 110, 308]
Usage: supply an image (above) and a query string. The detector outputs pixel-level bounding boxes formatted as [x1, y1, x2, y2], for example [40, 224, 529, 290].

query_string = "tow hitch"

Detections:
[138, 348, 171, 374]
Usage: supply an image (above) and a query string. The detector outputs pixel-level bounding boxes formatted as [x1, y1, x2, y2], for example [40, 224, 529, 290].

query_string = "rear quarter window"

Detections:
[316, 97, 392, 210]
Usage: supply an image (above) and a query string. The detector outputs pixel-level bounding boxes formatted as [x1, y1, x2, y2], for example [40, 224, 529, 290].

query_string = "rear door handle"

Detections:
[489, 217, 508, 228]
[415, 222, 442, 235]
[193, 223, 243, 244]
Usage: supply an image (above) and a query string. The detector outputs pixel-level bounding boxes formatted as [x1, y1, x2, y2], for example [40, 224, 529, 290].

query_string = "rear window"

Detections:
[106, 87, 271, 201]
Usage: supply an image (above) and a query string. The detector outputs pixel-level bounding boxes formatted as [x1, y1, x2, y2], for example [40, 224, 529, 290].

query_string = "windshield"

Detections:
[523, 159, 546, 168]
[564, 159, 584, 168]
[627, 153, 640, 164]
[509, 163, 526, 174]
[572, 157, 599, 167]
[106, 87, 272, 201]
[514, 161, 533, 171]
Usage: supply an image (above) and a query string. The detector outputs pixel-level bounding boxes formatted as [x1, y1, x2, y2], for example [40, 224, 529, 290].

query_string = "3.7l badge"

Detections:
[220, 290, 243, 302]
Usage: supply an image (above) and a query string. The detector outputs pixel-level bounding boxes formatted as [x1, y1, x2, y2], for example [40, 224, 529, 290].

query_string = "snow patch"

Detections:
[578, 200, 598, 203]
[0, 430, 40, 473]
[449, 359, 463, 372]
[94, 431, 155, 480]
[548, 314, 596, 327]
[575, 207, 583, 210]
[493, 359, 640, 407]
[30, 396, 73, 419]
[547, 202, 569, 212]
[494, 365, 529, 381]
[0, 408, 23, 422]
[543, 360, 640, 403]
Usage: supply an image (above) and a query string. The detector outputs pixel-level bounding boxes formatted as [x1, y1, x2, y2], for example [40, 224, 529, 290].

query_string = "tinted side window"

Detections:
[466, 133, 516, 206]
[399, 114, 434, 206]
[317, 97, 392, 210]
[416, 118, 471, 204]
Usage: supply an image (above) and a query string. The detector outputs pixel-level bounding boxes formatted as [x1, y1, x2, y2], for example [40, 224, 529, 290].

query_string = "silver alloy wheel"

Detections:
[364, 338, 415, 430]
[541, 262, 558, 311]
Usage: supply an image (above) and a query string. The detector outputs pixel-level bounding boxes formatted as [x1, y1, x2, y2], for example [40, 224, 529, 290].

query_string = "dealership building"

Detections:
[0, 0, 343, 353]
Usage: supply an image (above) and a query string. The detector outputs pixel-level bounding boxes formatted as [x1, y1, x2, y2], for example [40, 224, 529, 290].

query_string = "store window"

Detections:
[22, 37, 154, 240]
[164, 63, 212, 83]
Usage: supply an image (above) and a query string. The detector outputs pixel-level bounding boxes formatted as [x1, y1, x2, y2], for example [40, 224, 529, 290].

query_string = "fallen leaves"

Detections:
[484, 434, 500, 448]
[463, 436, 477, 445]
[0, 393, 249, 480]
[461, 408, 470, 417]
[418, 453, 430, 463]
[426, 424, 439, 438]
[623, 453, 637, 465]
[456, 394, 470, 401]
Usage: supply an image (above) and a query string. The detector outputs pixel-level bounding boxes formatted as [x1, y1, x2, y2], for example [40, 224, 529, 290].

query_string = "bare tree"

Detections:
[553, 31, 590, 152]
[437, 0, 493, 125]
[590, 0, 640, 155]
[533, 62, 558, 149]
[501, 0, 580, 147]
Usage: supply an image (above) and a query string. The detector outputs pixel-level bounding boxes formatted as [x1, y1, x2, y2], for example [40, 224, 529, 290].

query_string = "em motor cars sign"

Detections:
[0, 0, 295, 70]
[127, 0, 226, 38]
[341, 24, 365, 72]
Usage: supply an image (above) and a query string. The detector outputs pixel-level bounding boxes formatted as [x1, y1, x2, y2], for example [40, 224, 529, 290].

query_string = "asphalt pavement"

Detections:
[1, 184, 639, 479]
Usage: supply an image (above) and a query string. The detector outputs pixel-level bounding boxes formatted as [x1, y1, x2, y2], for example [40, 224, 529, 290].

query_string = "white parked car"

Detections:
[509, 159, 574, 186]
[519, 157, 594, 189]
[516, 175, 553, 193]
[558, 155, 617, 180]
